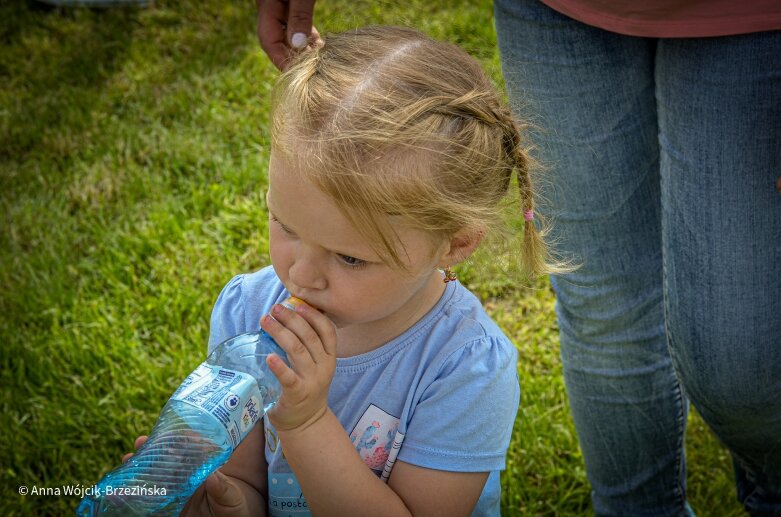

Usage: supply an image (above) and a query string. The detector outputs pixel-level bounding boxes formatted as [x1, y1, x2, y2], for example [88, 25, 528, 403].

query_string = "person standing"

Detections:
[492, 1, 781, 514]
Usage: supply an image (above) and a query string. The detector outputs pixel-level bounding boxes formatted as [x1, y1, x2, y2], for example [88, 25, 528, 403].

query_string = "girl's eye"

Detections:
[338, 254, 366, 269]
[272, 216, 295, 235]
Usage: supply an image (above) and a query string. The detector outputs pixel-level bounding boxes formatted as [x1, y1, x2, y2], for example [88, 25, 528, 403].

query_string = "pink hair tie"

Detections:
[524, 209, 534, 222]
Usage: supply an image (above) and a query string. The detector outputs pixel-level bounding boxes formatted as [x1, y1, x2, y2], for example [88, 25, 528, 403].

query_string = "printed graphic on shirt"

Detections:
[268, 473, 308, 517]
[380, 428, 405, 482]
[349, 404, 402, 478]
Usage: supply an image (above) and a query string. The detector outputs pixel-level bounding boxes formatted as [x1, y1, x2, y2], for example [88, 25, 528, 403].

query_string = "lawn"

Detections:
[1, 0, 741, 515]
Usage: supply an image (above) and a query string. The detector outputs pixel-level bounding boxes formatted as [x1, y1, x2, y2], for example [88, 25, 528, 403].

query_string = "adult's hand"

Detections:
[257, 0, 322, 70]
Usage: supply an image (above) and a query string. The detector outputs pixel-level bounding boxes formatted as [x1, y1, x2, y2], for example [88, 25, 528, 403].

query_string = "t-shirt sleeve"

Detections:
[207, 274, 247, 354]
[397, 336, 521, 473]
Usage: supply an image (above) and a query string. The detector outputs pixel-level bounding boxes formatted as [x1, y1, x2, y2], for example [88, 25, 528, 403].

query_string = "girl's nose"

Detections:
[288, 251, 327, 291]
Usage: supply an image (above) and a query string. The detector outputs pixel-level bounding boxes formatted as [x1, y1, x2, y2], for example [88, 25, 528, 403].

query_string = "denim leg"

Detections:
[495, 1, 690, 515]
[657, 32, 781, 516]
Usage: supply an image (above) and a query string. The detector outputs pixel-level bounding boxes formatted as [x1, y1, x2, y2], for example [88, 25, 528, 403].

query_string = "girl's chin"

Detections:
[323, 312, 347, 329]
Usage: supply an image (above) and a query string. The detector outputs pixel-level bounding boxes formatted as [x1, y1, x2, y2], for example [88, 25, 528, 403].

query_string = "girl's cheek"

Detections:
[268, 236, 291, 277]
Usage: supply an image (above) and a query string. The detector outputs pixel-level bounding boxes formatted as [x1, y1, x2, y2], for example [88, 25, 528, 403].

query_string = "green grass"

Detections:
[1, 1, 741, 515]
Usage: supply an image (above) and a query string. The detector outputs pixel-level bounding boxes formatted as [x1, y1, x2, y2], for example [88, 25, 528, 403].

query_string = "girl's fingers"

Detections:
[123, 435, 149, 462]
[260, 313, 313, 374]
[134, 435, 148, 450]
[266, 353, 300, 390]
[272, 304, 321, 358]
[289, 302, 337, 360]
[264, 303, 335, 365]
[203, 470, 246, 508]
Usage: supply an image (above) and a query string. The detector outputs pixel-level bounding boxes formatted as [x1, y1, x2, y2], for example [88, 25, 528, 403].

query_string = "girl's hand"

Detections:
[120, 434, 149, 463]
[179, 472, 253, 517]
[123, 436, 254, 516]
[260, 301, 337, 433]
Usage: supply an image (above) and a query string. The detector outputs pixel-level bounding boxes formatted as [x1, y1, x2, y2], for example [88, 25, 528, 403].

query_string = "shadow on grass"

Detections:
[0, 2, 140, 159]
[0, 0, 255, 170]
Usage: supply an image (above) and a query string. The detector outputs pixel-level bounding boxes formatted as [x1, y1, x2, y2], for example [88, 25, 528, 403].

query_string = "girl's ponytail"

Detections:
[501, 114, 571, 276]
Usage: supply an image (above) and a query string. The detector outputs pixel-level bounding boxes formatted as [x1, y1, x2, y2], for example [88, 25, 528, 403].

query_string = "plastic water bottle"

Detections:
[77, 297, 302, 516]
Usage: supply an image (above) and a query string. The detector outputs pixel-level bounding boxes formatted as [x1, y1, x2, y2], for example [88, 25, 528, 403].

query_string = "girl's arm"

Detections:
[278, 409, 488, 516]
[262, 302, 489, 516]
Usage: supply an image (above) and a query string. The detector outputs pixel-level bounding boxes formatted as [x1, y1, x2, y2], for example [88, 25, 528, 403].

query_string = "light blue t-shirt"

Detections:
[208, 266, 520, 516]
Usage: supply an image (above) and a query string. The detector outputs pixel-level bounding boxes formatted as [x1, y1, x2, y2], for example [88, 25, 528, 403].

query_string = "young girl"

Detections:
[172, 25, 562, 516]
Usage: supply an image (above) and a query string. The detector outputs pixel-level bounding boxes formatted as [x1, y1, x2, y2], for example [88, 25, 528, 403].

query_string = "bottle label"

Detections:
[171, 363, 263, 448]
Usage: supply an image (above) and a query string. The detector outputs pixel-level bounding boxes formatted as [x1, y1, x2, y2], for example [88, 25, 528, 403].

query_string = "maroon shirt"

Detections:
[541, 0, 781, 37]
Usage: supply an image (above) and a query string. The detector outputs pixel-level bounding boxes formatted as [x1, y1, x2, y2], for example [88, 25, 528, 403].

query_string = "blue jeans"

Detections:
[494, 1, 781, 515]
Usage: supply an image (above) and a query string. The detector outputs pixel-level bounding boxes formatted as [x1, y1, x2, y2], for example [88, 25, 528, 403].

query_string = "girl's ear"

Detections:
[438, 227, 485, 267]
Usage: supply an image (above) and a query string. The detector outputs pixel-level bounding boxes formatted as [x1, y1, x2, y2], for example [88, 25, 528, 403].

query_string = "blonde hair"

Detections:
[271, 26, 564, 276]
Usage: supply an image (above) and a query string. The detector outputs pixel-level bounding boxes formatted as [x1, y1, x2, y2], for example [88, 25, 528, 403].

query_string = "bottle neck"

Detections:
[280, 296, 307, 311]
